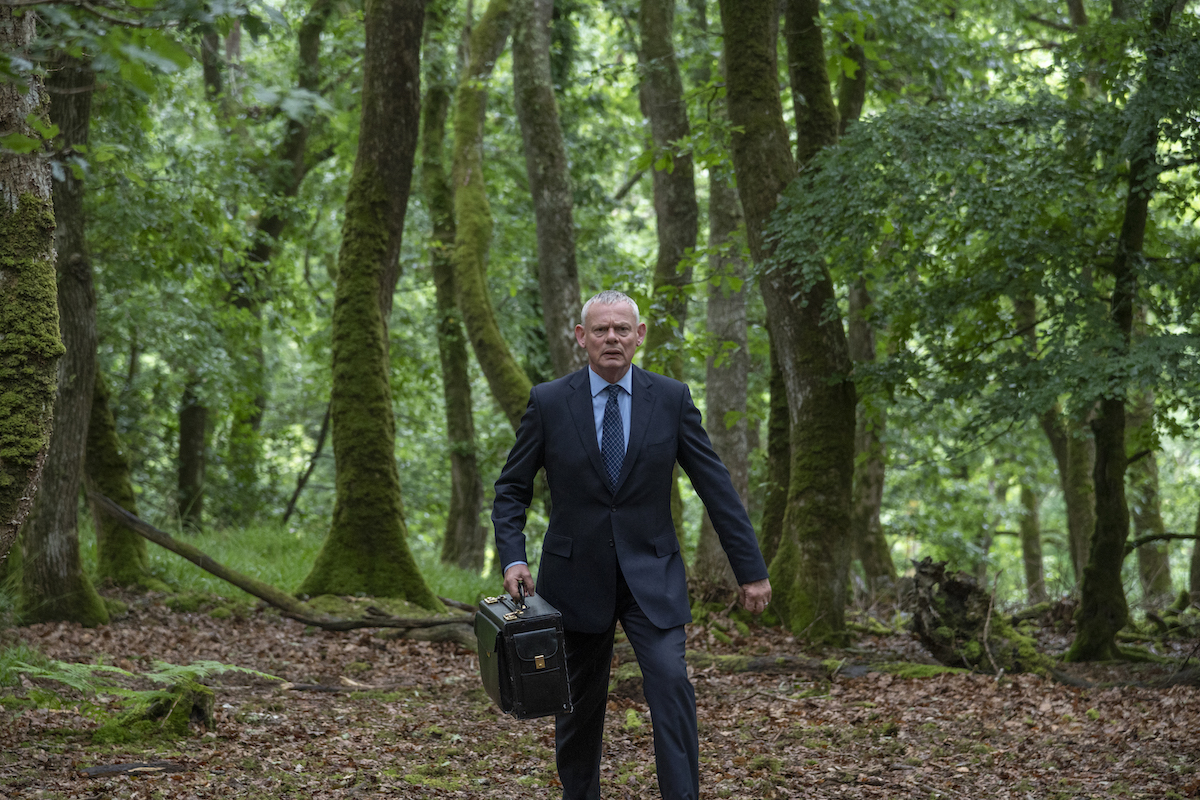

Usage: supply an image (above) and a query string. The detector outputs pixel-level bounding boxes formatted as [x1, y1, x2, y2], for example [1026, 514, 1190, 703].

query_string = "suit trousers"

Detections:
[555, 562, 699, 800]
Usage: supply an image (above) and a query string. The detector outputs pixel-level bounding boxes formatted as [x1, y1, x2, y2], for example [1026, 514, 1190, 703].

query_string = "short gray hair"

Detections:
[580, 290, 640, 328]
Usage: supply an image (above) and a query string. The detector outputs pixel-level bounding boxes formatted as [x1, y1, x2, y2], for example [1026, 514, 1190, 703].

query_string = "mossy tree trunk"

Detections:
[785, 0, 838, 163]
[451, 0, 531, 431]
[1019, 484, 1048, 605]
[86, 372, 159, 589]
[18, 53, 108, 627]
[177, 376, 207, 532]
[1127, 387, 1172, 604]
[512, 0, 585, 377]
[721, 0, 855, 643]
[424, 0, 487, 572]
[224, 0, 336, 522]
[1067, 0, 1174, 662]
[0, 9, 64, 566]
[297, 0, 440, 609]
[1039, 408, 1096, 585]
[848, 280, 895, 591]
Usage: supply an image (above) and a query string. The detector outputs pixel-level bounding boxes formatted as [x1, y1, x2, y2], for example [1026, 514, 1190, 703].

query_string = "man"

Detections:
[493, 290, 771, 800]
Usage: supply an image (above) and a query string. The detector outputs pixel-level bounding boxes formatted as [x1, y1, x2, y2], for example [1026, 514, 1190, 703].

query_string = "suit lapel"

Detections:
[614, 365, 656, 494]
[567, 368, 609, 486]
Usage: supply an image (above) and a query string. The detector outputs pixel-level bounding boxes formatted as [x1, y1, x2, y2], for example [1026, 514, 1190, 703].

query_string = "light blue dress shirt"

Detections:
[588, 366, 632, 453]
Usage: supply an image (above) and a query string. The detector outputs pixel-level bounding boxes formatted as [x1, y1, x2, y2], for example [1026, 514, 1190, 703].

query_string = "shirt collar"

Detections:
[588, 365, 633, 397]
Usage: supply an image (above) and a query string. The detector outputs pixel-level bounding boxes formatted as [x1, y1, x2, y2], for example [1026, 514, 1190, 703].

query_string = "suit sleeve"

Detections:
[675, 384, 770, 585]
[491, 388, 545, 572]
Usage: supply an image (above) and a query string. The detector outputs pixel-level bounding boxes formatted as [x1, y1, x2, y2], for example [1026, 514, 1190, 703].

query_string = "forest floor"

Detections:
[1, 590, 1198, 800]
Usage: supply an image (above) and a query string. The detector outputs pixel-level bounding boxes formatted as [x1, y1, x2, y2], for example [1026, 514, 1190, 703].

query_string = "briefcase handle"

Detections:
[517, 581, 528, 612]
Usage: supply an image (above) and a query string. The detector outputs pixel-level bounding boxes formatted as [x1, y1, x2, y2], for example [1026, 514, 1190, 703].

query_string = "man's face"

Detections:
[574, 302, 646, 382]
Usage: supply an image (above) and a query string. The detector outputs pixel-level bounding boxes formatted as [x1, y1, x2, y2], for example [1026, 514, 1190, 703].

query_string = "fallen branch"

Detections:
[88, 493, 475, 639]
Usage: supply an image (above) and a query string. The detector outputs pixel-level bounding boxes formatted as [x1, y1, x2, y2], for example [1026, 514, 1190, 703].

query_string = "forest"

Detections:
[1, 0, 1200, 795]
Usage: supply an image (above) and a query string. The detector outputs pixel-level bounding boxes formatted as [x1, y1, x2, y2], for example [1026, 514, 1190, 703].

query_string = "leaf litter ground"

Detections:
[2, 593, 1198, 799]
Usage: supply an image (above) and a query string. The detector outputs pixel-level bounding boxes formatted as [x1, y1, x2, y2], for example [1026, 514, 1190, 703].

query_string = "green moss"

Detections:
[92, 679, 214, 744]
[0, 192, 64, 551]
[876, 662, 968, 679]
[297, 165, 441, 610]
[622, 708, 643, 731]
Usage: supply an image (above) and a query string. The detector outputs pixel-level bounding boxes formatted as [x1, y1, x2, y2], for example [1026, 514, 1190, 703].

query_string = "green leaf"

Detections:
[25, 114, 59, 139]
[0, 132, 41, 154]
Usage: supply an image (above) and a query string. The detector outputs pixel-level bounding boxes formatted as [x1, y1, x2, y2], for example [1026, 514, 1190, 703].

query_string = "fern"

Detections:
[10, 658, 279, 698]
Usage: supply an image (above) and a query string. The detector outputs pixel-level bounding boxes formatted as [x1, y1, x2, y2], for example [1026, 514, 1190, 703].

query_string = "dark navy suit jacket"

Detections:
[492, 365, 769, 633]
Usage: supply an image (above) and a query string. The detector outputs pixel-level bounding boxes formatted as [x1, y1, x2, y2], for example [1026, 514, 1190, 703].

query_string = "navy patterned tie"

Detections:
[601, 384, 624, 488]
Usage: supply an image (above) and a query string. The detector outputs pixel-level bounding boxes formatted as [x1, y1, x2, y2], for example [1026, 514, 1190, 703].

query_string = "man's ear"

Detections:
[574, 324, 587, 348]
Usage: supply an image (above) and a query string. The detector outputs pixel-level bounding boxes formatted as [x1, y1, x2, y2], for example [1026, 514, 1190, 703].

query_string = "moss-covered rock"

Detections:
[92, 679, 215, 744]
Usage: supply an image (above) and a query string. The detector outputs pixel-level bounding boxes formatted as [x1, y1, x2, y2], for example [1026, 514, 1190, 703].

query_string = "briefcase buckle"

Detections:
[504, 611, 520, 621]
[484, 596, 500, 604]
[535, 655, 546, 669]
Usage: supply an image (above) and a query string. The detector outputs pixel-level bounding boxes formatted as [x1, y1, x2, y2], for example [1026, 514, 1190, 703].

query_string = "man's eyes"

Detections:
[593, 326, 631, 336]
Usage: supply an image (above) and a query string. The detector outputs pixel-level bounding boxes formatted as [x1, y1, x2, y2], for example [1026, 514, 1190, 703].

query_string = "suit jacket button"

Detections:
[610, 504, 616, 511]
[608, 539, 614, 547]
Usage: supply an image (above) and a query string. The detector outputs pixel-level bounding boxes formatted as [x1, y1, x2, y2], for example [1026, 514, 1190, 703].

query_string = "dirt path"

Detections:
[2, 596, 1197, 799]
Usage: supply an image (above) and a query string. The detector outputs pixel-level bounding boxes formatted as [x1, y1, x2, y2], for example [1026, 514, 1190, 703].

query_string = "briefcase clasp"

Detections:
[504, 611, 520, 621]
[535, 655, 546, 669]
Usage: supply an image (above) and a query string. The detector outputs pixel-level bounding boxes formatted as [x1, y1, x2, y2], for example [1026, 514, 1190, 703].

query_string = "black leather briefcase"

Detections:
[475, 588, 572, 719]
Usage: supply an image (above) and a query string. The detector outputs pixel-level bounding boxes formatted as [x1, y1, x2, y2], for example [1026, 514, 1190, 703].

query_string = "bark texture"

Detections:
[1191, 504, 1200, 601]
[1127, 389, 1171, 603]
[0, 9, 64, 566]
[451, 0, 531, 431]
[721, 0, 855, 642]
[298, 0, 441, 609]
[848, 280, 894, 590]
[1040, 409, 1096, 585]
[512, 0, 585, 377]
[1019, 484, 1048, 605]
[785, 0, 838, 162]
[424, 0, 487, 572]
[758, 336, 789, 565]
[86, 372, 159, 588]
[18, 53, 108, 626]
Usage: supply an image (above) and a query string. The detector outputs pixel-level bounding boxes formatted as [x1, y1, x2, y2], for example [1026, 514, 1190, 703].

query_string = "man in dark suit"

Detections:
[493, 290, 771, 800]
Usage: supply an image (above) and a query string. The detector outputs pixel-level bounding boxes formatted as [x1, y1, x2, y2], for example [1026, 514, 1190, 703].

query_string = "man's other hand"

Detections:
[504, 564, 535, 601]
[738, 578, 771, 614]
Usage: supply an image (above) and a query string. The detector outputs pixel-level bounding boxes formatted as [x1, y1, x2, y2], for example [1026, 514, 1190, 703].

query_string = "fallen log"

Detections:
[88, 493, 475, 641]
[81, 761, 187, 778]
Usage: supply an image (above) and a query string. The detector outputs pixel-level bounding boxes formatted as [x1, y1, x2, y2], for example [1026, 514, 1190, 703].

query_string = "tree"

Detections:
[1018, 483, 1048, 604]
[423, 0, 488, 572]
[18, 52, 109, 626]
[512, 0, 584, 377]
[0, 8, 65, 566]
[720, 0, 856, 641]
[297, 0, 440, 609]
[1127, 385, 1172, 604]
[451, 0, 532, 431]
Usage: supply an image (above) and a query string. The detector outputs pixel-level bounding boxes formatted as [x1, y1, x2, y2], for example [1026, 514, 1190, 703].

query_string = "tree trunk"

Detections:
[0, 9, 65, 566]
[785, 0, 838, 163]
[177, 377, 207, 532]
[848, 280, 894, 592]
[1039, 408, 1096, 586]
[297, 0, 440, 609]
[512, 0, 585, 377]
[638, 0, 697, 383]
[225, 0, 336, 521]
[1067, 0, 1172, 662]
[1019, 484, 1048, 605]
[721, 0, 855, 642]
[424, 0, 487, 572]
[18, 53, 108, 626]
[1127, 388, 1171, 603]
[451, 0, 531, 431]
[1191, 503, 1200, 601]
[693, 177, 748, 593]
[758, 336, 789, 565]
[86, 372, 158, 589]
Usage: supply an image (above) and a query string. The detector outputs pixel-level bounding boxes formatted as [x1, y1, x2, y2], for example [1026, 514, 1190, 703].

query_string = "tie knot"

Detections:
[607, 384, 620, 401]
